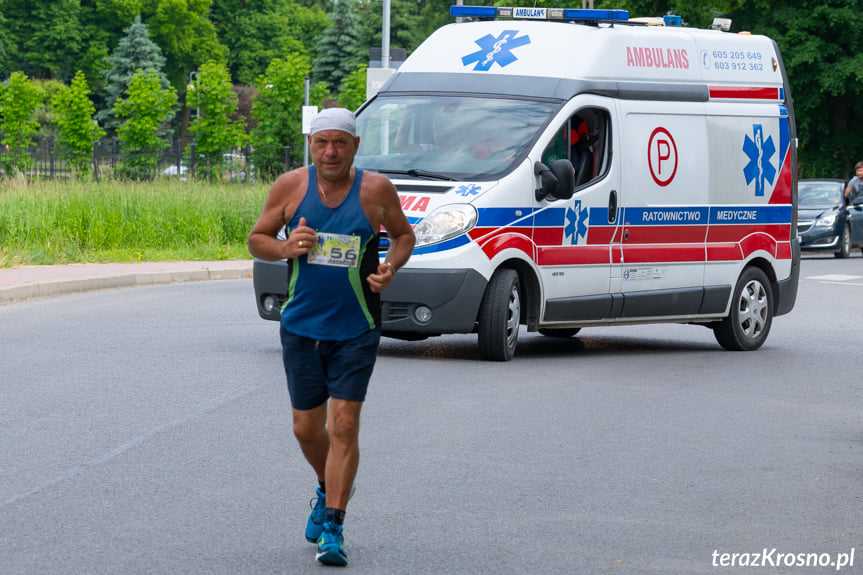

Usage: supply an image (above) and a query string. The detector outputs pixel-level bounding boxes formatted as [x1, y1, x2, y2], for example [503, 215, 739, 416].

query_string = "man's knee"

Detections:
[293, 419, 322, 443]
[328, 401, 362, 443]
[292, 405, 327, 443]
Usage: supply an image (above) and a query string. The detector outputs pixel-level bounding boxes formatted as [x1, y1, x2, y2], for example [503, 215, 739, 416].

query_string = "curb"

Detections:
[0, 264, 253, 304]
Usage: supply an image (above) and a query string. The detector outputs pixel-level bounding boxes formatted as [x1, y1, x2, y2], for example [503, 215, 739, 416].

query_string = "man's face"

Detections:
[856, 167, 863, 179]
[309, 130, 360, 181]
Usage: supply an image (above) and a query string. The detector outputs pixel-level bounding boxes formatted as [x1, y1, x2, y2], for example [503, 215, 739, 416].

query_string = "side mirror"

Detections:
[534, 159, 575, 201]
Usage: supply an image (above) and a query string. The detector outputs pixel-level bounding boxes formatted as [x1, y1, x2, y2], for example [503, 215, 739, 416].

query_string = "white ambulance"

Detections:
[253, 5, 800, 361]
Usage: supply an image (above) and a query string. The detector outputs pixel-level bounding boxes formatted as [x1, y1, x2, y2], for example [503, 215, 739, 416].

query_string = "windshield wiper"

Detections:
[376, 169, 456, 181]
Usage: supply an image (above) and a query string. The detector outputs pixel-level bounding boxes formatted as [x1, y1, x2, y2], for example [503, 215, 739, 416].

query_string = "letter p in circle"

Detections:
[648, 127, 678, 187]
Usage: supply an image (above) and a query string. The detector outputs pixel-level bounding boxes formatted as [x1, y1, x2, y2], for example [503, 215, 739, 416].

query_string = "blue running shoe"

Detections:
[305, 485, 355, 543]
[305, 487, 326, 543]
[315, 521, 347, 566]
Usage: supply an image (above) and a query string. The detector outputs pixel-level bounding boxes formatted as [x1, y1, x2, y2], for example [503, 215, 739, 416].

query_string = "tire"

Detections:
[538, 327, 581, 338]
[477, 269, 521, 361]
[713, 266, 773, 351]
[835, 224, 851, 258]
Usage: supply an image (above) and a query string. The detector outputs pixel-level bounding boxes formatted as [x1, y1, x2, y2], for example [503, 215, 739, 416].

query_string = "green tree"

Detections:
[76, 0, 150, 98]
[727, 0, 863, 179]
[188, 61, 246, 177]
[251, 54, 329, 174]
[0, 0, 83, 79]
[0, 72, 43, 171]
[338, 64, 367, 111]
[32, 79, 68, 142]
[0, 8, 12, 77]
[312, 0, 365, 92]
[98, 16, 171, 133]
[357, 0, 429, 57]
[113, 68, 178, 177]
[587, 0, 747, 28]
[415, 0, 458, 42]
[51, 71, 106, 177]
[209, 0, 328, 86]
[143, 0, 228, 90]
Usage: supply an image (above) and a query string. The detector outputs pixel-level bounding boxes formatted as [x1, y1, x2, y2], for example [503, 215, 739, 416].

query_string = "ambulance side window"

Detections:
[541, 107, 610, 189]
[568, 107, 609, 188]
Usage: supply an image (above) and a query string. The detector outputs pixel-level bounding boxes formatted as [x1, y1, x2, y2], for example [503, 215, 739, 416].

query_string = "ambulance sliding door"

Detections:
[614, 100, 709, 318]
[534, 96, 621, 323]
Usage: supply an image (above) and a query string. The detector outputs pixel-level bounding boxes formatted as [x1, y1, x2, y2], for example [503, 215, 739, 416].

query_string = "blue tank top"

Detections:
[281, 166, 381, 340]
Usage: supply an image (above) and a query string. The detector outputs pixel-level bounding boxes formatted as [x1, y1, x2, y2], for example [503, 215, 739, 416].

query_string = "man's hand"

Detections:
[288, 216, 317, 258]
[366, 261, 395, 293]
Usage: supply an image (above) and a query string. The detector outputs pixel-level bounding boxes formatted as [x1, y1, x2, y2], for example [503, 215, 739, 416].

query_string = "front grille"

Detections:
[797, 221, 813, 233]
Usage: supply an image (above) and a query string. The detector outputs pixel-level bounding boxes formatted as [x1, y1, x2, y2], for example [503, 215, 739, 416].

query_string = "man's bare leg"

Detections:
[292, 403, 329, 483]
[324, 398, 363, 511]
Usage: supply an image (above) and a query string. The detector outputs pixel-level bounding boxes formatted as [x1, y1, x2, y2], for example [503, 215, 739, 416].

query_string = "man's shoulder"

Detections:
[278, 166, 310, 184]
[359, 168, 396, 191]
[272, 166, 310, 193]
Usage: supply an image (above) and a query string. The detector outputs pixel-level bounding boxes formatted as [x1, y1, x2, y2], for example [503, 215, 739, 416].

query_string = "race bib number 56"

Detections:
[308, 232, 361, 268]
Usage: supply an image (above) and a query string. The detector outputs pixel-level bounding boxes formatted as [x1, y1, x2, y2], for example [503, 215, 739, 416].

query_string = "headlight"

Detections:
[414, 204, 478, 247]
[815, 213, 838, 227]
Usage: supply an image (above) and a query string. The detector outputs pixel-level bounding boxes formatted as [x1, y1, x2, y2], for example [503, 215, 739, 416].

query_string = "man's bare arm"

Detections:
[248, 171, 317, 261]
[366, 177, 415, 293]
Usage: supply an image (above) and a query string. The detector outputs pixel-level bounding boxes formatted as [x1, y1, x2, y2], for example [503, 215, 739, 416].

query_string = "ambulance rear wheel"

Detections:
[538, 328, 581, 338]
[713, 266, 773, 351]
[478, 268, 521, 361]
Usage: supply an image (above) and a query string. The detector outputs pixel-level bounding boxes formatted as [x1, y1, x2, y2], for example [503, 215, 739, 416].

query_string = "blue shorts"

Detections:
[280, 325, 382, 411]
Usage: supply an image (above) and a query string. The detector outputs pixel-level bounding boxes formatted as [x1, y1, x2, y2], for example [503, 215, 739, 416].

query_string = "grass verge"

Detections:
[0, 175, 269, 268]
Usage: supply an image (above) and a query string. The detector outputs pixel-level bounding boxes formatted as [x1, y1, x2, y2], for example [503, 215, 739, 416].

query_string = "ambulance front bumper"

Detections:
[253, 259, 488, 335]
[381, 268, 488, 338]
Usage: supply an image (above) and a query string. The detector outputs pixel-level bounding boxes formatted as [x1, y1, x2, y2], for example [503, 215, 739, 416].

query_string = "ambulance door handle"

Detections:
[608, 190, 617, 224]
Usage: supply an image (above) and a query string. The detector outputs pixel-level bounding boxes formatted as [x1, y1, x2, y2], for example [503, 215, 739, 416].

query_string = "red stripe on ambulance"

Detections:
[708, 86, 780, 100]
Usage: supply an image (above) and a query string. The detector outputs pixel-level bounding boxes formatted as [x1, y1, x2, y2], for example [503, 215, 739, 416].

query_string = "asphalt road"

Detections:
[1, 256, 861, 574]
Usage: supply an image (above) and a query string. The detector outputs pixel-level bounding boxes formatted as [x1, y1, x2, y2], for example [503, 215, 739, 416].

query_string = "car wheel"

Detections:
[538, 327, 581, 338]
[713, 266, 773, 351]
[835, 224, 851, 258]
[478, 269, 521, 361]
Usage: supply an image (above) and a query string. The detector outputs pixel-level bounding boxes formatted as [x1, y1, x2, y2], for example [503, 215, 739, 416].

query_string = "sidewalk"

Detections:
[0, 260, 254, 303]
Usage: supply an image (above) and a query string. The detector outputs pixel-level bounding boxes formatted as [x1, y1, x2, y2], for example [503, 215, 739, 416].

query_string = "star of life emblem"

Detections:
[565, 201, 589, 245]
[742, 124, 776, 197]
[461, 30, 531, 71]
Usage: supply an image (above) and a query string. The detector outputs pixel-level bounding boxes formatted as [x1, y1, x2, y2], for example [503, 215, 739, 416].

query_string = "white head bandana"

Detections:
[310, 107, 357, 137]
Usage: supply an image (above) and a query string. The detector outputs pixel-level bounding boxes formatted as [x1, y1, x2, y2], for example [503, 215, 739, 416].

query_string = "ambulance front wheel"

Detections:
[713, 266, 773, 351]
[477, 268, 521, 361]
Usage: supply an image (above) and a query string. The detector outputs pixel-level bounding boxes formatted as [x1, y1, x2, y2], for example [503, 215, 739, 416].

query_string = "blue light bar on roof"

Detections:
[450, 5, 497, 18]
[450, 5, 629, 22]
[561, 8, 629, 21]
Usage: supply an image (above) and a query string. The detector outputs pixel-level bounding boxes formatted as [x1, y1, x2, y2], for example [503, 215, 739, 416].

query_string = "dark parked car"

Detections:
[798, 179, 863, 258]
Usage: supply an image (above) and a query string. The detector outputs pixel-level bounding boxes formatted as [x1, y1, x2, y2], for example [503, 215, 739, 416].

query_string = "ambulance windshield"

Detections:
[355, 95, 557, 180]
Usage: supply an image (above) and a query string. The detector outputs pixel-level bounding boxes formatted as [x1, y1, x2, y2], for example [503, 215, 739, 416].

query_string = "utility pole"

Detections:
[304, 77, 310, 166]
[382, 0, 391, 69]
